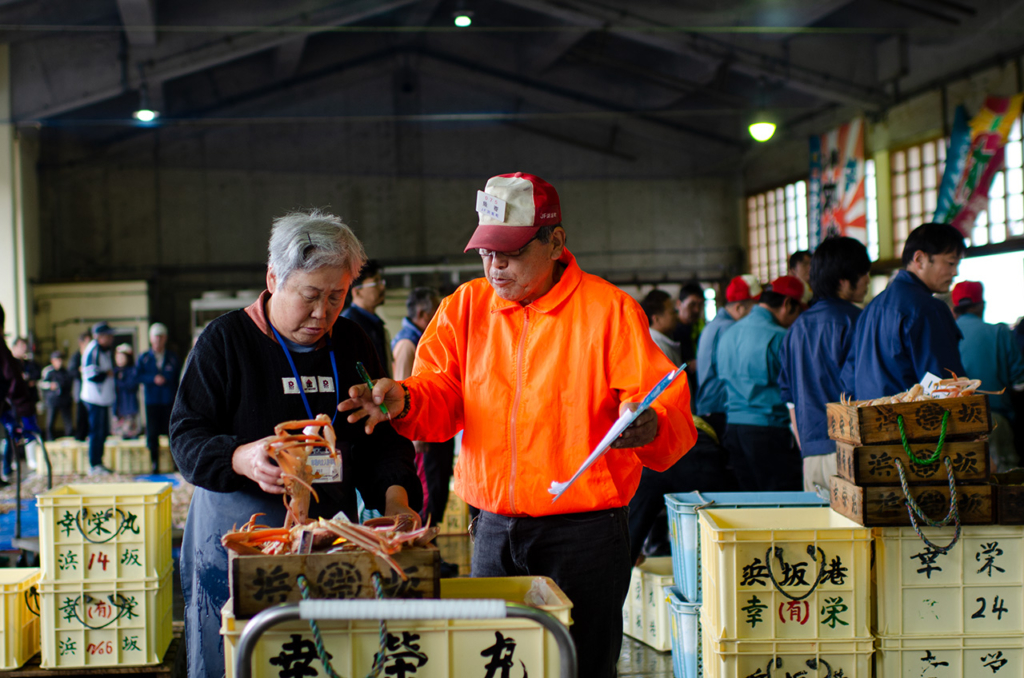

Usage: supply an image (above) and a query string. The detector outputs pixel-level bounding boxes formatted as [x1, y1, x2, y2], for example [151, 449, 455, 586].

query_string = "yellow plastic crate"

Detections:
[699, 508, 872, 642]
[623, 557, 673, 651]
[701, 631, 873, 678]
[0, 569, 42, 670]
[36, 438, 78, 475]
[112, 440, 150, 475]
[876, 525, 1024, 637]
[438, 490, 470, 535]
[37, 482, 172, 581]
[223, 576, 572, 678]
[158, 435, 175, 473]
[38, 566, 173, 668]
[876, 634, 1024, 677]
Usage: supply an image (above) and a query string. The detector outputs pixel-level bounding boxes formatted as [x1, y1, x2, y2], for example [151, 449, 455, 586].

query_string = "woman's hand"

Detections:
[231, 436, 285, 494]
[338, 378, 406, 434]
[384, 485, 422, 532]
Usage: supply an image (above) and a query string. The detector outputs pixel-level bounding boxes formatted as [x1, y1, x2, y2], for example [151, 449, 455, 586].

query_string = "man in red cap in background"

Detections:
[342, 172, 697, 678]
[694, 274, 761, 441]
[952, 281, 1024, 471]
[715, 276, 806, 491]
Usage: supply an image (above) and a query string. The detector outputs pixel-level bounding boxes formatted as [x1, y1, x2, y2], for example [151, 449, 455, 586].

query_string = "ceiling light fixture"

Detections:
[453, 11, 473, 27]
[749, 117, 776, 142]
[133, 83, 159, 123]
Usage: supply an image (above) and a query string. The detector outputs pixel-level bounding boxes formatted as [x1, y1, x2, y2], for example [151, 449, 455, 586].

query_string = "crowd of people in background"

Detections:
[634, 222, 1024, 559]
[0, 317, 181, 479]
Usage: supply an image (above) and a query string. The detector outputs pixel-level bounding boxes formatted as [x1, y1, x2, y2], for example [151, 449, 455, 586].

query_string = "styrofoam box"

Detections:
[0, 569, 42, 670]
[876, 634, 1024, 677]
[37, 482, 172, 581]
[875, 525, 1024, 636]
[223, 576, 572, 678]
[38, 566, 173, 668]
[666, 492, 826, 604]
[699, 508, 872, 641]
[701, 632, 874, 678]
[668, 586, 700, 678]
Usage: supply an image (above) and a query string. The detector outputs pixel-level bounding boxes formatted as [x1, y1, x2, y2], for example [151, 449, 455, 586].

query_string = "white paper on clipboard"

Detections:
[548, 365, 686, 503]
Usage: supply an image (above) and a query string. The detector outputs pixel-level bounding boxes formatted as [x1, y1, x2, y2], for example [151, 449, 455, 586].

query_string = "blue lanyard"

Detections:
[268, 322, 340, 426]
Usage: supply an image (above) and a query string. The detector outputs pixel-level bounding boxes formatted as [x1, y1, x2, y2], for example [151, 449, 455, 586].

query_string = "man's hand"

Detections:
[339, 378, 405, 434]
[610, 403, 658, 449]
[154, 375, 167, 386]
[231, 436, 285, 494]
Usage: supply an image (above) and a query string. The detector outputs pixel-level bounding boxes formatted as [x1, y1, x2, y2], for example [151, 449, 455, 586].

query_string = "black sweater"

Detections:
[170, 309, 421, 519]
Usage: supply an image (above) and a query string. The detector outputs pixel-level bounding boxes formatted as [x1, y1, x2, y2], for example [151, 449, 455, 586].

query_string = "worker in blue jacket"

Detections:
[717, 275, 806, 491]
[847, 223, 966, 401]
[694, 274, 760, 441]
[952, 281, 1024, 472]
[778, 237, 871, 493]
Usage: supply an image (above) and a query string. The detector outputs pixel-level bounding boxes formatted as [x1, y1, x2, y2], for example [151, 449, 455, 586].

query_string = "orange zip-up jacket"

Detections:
[391, 248, 697, 517]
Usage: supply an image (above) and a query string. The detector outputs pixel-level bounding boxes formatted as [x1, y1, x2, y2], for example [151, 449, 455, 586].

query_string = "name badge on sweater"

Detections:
[309, 450, 342, 484]
[318, 377, 335, 393]
[302, 376, 318, 393]
[283, 378, 300, 394]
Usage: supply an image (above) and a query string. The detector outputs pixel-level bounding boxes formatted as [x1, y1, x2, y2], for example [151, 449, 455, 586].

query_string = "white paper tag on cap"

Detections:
[476, 190, 507, 222]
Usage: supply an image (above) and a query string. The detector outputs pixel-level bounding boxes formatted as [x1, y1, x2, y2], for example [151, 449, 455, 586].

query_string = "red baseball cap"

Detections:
[769, 275, 808, 307]
[951, 281, 984, 307]
[465, 173, 561, 253]
[725, 275, 763, 303]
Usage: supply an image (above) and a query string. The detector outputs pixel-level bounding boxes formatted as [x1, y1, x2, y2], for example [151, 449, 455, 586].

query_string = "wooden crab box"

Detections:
[826, 395, 991, 446]
[829, 475, 996, 527]
[994, 470, 1024, 525]
[229, 546, 440, 618]
[835, 439, 990, 486]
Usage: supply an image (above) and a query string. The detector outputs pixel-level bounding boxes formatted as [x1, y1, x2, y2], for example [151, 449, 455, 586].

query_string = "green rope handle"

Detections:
[896, 410, 950, 466]
[894, 456, 962, 553]
[295, 572, 390, 678]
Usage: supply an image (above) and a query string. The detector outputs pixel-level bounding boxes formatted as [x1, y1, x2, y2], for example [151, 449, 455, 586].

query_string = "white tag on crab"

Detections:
[309, 452, 342, 484]
[476, 190, 507, 221]
[920, 372, 943, 397]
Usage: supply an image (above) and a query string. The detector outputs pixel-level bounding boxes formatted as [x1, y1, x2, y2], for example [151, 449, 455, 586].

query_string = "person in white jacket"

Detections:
[80, 322, 116, 474]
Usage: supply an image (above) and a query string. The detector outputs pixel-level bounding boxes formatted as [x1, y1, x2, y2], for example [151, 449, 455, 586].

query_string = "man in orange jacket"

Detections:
[342, 172, 696, 678]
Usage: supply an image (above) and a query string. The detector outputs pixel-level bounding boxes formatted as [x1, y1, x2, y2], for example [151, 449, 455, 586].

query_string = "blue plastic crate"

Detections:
[668, 586, 700, 678]
[665, 491, 827, 603]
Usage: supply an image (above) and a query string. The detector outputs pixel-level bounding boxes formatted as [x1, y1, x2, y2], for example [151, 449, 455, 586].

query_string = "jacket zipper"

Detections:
[508, 308, 530, 515]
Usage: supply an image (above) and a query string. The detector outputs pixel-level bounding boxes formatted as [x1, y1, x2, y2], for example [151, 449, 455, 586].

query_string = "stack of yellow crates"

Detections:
[698, 507, 874, 677]
[873, 525, 1024, 675]
[35, 483, 174, 668]
[622, 556, 674, 651]
[0, 569, 42, 669]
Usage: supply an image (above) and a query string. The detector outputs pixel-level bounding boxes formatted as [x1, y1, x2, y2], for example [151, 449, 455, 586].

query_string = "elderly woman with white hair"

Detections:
[171, 209, 421, 678]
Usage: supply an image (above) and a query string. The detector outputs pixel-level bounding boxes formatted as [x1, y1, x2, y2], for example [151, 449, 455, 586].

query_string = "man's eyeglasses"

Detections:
[353, 279, 386, 289]
[478, 234, 540, 259]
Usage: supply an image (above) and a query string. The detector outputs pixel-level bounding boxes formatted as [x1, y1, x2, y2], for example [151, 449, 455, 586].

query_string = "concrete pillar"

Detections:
[0, 44, 31, 341]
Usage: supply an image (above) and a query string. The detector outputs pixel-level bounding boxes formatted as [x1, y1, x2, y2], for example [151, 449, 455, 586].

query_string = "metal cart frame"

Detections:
[235, 598, 578, 678]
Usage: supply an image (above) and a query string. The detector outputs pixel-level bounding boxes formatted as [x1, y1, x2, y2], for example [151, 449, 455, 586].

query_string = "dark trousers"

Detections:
[723, 423, 802, 492]
[74, 400, 90, 441]
[627, 430, 739, 565]
[146, 403, 173, 466]
[45, 403, 74, 441]
[422, 438, 455, 526]
[86, 403, 110, 467]
[472, 507, 631, 678]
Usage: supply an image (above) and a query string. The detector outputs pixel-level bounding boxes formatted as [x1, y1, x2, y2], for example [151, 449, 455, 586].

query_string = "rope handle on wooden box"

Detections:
[896, 411, 949, 465]
[297, 572, 389, 678]
[894, 456, 962, 553]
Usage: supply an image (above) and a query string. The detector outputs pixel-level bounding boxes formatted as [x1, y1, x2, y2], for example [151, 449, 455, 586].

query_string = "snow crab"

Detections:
[268, 414, 337, 528]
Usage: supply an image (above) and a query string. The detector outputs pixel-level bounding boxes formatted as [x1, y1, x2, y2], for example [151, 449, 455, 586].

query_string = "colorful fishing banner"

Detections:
[933, 94, 1024, 235]
[808, 118, 867, 247]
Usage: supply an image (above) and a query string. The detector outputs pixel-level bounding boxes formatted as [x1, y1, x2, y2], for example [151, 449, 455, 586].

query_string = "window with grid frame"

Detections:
[973, 116, 1024, 246]
[890, 139, 947, 256]
[747, 181, 809, 282]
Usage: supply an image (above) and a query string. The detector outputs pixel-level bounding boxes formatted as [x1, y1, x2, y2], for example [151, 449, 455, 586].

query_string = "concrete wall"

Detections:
[34, 107, 743, 348]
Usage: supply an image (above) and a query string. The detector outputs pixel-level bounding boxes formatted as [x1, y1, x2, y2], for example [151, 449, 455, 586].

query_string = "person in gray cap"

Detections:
[80, 322, 116, 474]
[136, 322, 181, 474]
